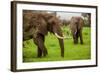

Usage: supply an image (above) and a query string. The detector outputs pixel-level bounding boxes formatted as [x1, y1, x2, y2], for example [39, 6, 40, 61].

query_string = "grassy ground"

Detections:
[23, 27, 91, 62]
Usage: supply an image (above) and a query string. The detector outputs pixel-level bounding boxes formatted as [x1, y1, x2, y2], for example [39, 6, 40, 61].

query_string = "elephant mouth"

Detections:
[54, 33, 71, 39]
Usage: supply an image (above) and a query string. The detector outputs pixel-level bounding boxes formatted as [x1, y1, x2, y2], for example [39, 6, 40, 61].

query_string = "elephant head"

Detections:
[23, 12, 67, 57]
[41, 13, 66, 57]
[69, 16, 84, 44]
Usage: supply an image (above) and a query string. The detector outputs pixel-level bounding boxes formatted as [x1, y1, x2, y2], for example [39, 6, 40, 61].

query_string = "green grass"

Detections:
[23, 27, 91, 62]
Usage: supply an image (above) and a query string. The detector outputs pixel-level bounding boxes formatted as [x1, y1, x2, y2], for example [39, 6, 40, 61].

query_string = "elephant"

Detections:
[69, 16, 84, 44]
[23, 12, 67, 57]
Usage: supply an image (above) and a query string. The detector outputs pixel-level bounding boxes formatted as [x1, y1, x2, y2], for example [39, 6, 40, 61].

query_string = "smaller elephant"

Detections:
[69, 16, 84, 44]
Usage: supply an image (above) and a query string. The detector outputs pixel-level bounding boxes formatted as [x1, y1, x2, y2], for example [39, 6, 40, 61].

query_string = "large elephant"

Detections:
[69, 16, 84, 44]
[23, 12, 67, 57]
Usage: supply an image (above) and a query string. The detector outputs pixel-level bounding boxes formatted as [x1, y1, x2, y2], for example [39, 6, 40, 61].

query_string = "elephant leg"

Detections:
[76, 30, 79, 44]
[42, 46, 48, 57]
[42, 37, 48, 56]
[73, 34, 78, 44]
[37, 47, 42, 57]
[37, 46, 48, 57]
[36, 34, 48, 57]
[79, 30, 83, 44]
[33, 38, 42, 57]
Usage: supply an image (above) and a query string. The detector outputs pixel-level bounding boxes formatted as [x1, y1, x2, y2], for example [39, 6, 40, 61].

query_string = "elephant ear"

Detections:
[69, 17, 78, 33]
[38, 16, 48, 35]
[78, 17, 84, 30]
[42, 13, 56, 24]
[29, 13, 48, 36]
[40, 13, 54, 32]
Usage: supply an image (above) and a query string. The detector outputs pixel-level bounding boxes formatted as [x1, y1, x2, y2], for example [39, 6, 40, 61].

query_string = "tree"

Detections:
[81, 13, 91, 27]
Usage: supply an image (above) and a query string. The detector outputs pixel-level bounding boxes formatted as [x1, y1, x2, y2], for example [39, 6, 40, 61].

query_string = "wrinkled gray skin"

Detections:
[23, 12, 64, 57]
[69, 17, 84, 44]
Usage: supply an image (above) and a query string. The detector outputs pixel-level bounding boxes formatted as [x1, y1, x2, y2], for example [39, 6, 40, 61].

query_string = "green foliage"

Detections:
[23, 27, 91, 62]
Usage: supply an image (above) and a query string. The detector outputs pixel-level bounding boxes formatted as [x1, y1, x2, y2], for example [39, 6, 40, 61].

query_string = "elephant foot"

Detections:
[37, 56, 42, 58]
[37, 51, 48, 57]
[73, 40, 78, 44]
[61, 50, 64, 57]
[61, 54, 64, 57]
[43, 54, 46, 57]
[43, 49, 48, 57]
[37, 48, 42, 58]
[74, 42, 78, 44]
[80, 42, 83, 44]
[43, 52, 48, 57]
[37, 54, 42, 58]
[46, 50, 48, 55]
[37, 52, 42, 58]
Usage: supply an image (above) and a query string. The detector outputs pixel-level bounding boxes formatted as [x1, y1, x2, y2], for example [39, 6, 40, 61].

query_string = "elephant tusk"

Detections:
[74, 30, 77, 35]
[54, 33, 71, 39]
[55, 33, 67, 39]
[55, 33, 66, 39]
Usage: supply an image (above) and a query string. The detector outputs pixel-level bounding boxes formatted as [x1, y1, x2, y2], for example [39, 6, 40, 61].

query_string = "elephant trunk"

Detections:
[58, 38, 64, 57]
[55, 31, 64, 57]
[53, 26, 64, 57]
